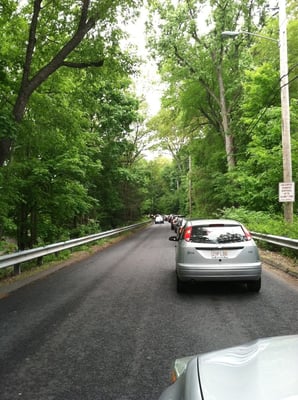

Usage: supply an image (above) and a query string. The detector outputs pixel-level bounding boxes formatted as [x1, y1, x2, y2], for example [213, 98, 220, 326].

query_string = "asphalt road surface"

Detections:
[0, 223, 297, 400]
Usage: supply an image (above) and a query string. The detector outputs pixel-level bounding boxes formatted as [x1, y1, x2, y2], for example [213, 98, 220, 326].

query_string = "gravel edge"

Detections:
[260, 249, 298, 279]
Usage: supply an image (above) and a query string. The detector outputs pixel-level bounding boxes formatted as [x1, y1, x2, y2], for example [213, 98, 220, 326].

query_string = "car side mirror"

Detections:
[169, 236, 178, 241]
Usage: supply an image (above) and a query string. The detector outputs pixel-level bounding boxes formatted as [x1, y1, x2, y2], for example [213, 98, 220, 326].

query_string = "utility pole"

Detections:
[188, 155, 192, 217]
[279, 0, 294, 222]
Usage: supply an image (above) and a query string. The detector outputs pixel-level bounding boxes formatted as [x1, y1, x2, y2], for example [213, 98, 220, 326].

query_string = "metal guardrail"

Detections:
[0, 221, 150, 274]
[0, 224, 296, 276]
[251, 232, 298, 251]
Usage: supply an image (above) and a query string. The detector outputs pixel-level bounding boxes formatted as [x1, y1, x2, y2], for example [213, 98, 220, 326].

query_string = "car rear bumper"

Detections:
[176, 262, 262, 282]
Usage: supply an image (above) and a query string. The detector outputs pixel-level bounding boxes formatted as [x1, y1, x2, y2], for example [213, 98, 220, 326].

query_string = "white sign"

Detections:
[279, 182, 295, 202]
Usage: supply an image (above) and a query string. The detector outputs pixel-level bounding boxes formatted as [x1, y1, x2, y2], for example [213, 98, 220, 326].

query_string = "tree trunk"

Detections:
[217, 63, 236, 170]
[30, 207, 38, 248]
[0, 138, 13, 166]
[17, 204, 29, 250]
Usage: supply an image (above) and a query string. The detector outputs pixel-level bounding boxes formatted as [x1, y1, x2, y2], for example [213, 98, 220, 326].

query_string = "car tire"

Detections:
[247, 278, 261, 293]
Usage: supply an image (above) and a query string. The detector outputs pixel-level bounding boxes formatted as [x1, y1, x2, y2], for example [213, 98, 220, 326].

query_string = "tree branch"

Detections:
[61, 60, 104, 68]
[173, 44, 221, 108]
[22, 0, 42, 85]
[13, 0, 98, 122]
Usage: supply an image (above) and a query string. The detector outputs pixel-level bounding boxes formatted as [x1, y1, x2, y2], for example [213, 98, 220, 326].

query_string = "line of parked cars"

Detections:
[168, 214, 186, 233]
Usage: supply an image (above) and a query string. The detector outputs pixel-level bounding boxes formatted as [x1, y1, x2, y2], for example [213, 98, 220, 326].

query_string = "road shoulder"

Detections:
[260, 249, 298, 280]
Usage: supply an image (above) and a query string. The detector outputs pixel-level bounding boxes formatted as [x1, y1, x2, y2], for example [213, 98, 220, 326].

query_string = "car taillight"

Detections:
[184, 227, 192, 241]
[243, 227, 252, 240]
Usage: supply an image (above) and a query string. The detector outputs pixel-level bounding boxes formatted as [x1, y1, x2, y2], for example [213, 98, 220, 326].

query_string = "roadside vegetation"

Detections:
[0, 1, 297, 267]
[145, 0, 297, 245]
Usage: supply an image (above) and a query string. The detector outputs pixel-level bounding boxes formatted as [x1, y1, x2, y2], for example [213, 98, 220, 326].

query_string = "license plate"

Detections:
[211, 249, 228, 259]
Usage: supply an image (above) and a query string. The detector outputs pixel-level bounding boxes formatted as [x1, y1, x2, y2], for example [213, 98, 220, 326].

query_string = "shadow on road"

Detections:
[174, 279, 260, 297]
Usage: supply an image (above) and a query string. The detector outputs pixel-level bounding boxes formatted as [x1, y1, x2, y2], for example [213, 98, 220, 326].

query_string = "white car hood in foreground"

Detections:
[199, 335, 298, 400]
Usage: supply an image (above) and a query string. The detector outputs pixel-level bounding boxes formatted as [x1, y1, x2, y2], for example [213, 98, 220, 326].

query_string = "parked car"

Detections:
[170, 215, 185, 232]
[175, 217, 187, 235]
[169, 215, 178, 230]
[158, 335, 298, 400]
[155, 214, 164, 224]
[169, 219, 262, 292]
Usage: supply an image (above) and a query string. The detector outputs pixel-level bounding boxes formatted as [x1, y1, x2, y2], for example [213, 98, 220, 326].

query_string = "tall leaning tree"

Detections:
[147, 0, 268, 170]
[0, 0, 141, 166]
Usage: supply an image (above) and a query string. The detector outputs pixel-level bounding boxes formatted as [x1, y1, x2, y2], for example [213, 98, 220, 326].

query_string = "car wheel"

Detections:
[247, 278, 261, 293]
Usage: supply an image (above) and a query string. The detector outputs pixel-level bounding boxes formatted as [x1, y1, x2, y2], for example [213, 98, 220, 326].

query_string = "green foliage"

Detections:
[241, 64, 280, 115]
[139, 157, 176, 215]
[0, 0, 149, 250]
[0, 239, 17, 254]
[146, 0, 298, 222]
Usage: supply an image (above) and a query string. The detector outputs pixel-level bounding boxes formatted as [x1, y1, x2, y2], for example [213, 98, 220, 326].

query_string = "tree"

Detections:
[0, 0, 142, 165]
[147, 107, 190, 174]
[229, 15, 298, 213]
[0, 0, 151, 248]
[145, 0, 298, 217]
[147, 0, 268, 170]
[140, 156, 178, 215]
[201, 12, 298, 215]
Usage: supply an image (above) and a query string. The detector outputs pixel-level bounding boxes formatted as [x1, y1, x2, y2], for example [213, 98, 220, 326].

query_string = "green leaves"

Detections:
[242, 63, 280, 116]
[146, 0, 297, 218]
[0, 0, 150, 248]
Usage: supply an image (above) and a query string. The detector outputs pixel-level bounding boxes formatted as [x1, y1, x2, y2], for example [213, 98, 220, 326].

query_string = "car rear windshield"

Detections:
[190, 225, 247, 243]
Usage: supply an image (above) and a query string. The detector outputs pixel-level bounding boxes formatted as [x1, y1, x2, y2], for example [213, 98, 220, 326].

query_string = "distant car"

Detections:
[155, 215, 164, 224]
[169, 219, 262, 292]
[158, 335, 298, 400]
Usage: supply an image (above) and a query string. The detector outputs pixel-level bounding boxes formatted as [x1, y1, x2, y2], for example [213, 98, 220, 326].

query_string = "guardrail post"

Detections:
[37, 256, 43, 266]
[14, 263, 21, 275]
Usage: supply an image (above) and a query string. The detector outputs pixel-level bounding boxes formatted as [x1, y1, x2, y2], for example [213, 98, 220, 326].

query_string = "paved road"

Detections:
[0, 223, 297, 400]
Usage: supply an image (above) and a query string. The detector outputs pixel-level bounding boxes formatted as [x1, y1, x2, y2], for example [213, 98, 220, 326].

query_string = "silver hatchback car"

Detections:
[169, 219, 262, 292]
